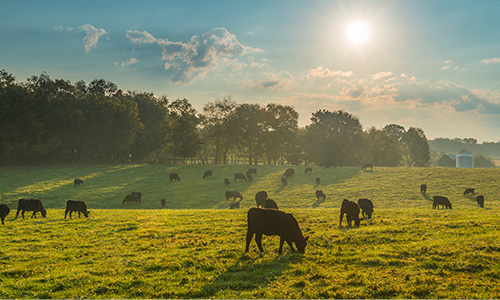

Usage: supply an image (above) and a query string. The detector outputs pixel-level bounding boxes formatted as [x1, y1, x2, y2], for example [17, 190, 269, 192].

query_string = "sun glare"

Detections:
[346, 21, 370, 45]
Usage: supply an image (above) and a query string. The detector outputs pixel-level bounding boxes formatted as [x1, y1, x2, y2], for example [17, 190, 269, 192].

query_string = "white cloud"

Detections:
[126, 30, 157, 44]
[79, 24, 107, 52]
[119, 57, 139, 67]
[305, 66, 353, 79]
[480, 57, 500, 64]
[371, 71, 393, 80]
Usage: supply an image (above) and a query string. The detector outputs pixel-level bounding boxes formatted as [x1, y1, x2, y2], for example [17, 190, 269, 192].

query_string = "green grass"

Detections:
[1, 164, 500, 298]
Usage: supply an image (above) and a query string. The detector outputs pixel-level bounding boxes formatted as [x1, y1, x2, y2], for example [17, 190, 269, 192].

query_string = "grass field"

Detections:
[1, 164, 500, 298]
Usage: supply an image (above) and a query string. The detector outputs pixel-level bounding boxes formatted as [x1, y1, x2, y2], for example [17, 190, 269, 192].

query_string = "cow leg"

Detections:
[279, 237, 285, 254]
[287, 240, 296, 253]
[245, 230, 254, 252]
[64, 209, 69, 219]
[69, 211, 73, 219]
[31, 211, 36, 219]
[21, 210, 25, 219]
[339, 212, 344, 227]
[78, 211, 81, 218]
[15, 209, 21, 219]
[255, 233, 264, 252]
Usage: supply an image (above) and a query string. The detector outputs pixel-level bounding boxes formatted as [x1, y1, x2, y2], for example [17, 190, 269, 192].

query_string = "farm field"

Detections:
[1, 164, 500, 298]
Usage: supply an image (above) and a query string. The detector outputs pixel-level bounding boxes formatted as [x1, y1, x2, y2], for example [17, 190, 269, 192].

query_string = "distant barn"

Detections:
[437, 154, 456, 168]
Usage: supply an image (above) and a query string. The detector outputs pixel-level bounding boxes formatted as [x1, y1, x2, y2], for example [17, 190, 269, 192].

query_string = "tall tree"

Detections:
[232, 103, 266, 165]
[262, 103, 299, 165]
[168, 98, 201, 159]
[401, 127, 430, 167]
[364, 127, 402, 166]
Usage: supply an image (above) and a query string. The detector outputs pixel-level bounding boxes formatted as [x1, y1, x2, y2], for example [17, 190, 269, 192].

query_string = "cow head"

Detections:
[296, 236, 309, 253]
[41, 209, 47, 218]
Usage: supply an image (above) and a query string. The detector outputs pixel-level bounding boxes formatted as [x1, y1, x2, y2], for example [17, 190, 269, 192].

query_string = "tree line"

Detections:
[0, 70, 430, 166]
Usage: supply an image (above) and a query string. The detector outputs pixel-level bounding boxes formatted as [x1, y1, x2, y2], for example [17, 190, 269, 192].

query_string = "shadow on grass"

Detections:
[422, 193, 433, 202]
[196, 253, 303, 298]
[312, 199, 325, 208]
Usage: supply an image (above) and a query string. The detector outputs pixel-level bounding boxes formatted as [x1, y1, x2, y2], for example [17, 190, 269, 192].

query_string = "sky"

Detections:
[1, 0, 500, 142]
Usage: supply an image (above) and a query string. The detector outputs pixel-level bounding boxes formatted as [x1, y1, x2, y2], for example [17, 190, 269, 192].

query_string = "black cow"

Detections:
[339, 199, 361, 227]
[203, 170, 213, 179]
[15, 198, 47, 219]
[224, 178, 230, 186]
[358, 198, 374, 219]
[74, 178, 83, 187]
[234, 173, 247, 181]
[122, 192, 141, 204]
[245, 207, 309, 254]
[476, 195, 485, 208]
[65, 200, 90, 219]
[246, 168, 257, 176]
[264, 198, 279, 209]
[420, 184, 427, 194]
[361, 163, 373, 171]
[463, 188, 475, 196]
[229, 202, 240, 209]
[247, 174, 254, 182]
[316, 177, 321, 185]
[315, 190, 326, 201]
[225, 190, 243, 201]
[255, 191, 268, 208]
[0, 204, 10, 225]
[304, 167, 312, 174]
[160, 198, 166, 208]
[432, 196, 452, 209]
[281, 177, 288, 186]
[284, 168, 295, 178]
[169, 173, 180, 181]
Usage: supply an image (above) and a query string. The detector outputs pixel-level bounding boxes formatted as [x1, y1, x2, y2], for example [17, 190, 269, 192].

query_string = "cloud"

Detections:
[54, 26, 73, 31]
[115, 57, 139, 67]
[305, 66, 353, 79]
[126, 27, 261, 84]
[372, 71, 393, 80]
[79, 24, 107, 52]
[246, 71, 295, 90]
[481, 58, 500, 64]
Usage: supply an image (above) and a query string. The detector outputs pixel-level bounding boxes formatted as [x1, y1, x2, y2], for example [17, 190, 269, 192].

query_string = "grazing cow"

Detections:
[169, 173, 180, 181]
[420, 184, 427, 194]
[225, 190, 243, 201]
[304, 167, 312, 174]
[247, 174, 254, 182]
[432, 196, 452, 209]
[15, 198, 47, 219]
[224, 178, 230, 186]
[476, 195, 485, 208]
[160, 198, 166, 208]
[316, 177, 321, 185]
[65, 200, 90, 219]
[284, 168, 295, 178]
[229, 202, 240, 209]
[319, 161, 334, 168]
[315, 190, 326, 201]
[246, 168, 257, 176]
[74, 178, 83, 187]
[463, 188, 475, 196]
[255, 191, 268, 208]
[234, 173, 247, 181]
[245, 207, 309, 254]
[122, 192, 141, 204]
[361, 163, 373, 171]
[0, 204, 10, 225]
[264, 198, 279, 209]
[281, 177, 288, 186]
[339, 199, 361, 227]
[203, 170, 213, 179]
[358, 198, 374, 219]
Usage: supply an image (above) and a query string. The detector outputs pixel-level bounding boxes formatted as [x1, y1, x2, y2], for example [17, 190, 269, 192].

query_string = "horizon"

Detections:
[2, 0, 500, 142]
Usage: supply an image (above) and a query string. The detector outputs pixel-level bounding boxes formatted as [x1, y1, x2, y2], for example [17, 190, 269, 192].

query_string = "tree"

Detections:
[232, 103, 266, 165]
[364, 127, 402, 166]
[383, 124, 406, 143]
[401, 127, 430, 166]
[262, 103, 299, 165]
[168, 98, 201, 159]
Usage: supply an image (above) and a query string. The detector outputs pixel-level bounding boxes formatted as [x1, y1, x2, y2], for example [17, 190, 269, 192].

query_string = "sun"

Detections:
[346, 21, 370, 45]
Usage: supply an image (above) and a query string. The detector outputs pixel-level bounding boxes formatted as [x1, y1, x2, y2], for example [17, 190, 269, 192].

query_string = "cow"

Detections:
[476, 195, 485, 208]
[358, 198, 374, 219]
[229, 202, 240, 209]
[420, 184, 427, 194]
[225, 190, 243, 201]
[246, 168, 257, 177]
[0, 204, 10, 225]
[245, 207, 309, 254]
[160, 198, 166, 208]
[234, 173, 247, 181]
[316, 177, 321, 185]
[284, 168, 295, 178]
[315, 190, 326, 201]
[281, 177, 288, 186]
[224, 178, 230, 186]
[339, 199, 361, 227]
[432, 196, 452, 209]
[74, 178, 83, 187]
[319, 161, 334, 168]
[15, 198, 47, 219]
[169, 173, 180, 181]
[361, 163, 373, 171]
[463, 188, 475, 196]
[247, 174, 254, 182]
[304, 167, 312, 174]
[122, 192, 141, 204]
[203, 170, 212, 179]
[65, 200, 90, 219]
[255, 191, 268, 208]
[264, 198, 279, 209]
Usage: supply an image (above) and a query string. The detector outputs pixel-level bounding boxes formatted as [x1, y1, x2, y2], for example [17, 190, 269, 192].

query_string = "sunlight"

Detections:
[346, 21, 370, 45]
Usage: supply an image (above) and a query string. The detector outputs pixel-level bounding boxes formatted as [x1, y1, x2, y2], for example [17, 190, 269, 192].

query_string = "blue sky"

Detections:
[2, 0, 500, 142]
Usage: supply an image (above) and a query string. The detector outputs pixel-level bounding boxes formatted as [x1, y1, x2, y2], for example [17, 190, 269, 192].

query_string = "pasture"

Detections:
[1, 164, 500, 298]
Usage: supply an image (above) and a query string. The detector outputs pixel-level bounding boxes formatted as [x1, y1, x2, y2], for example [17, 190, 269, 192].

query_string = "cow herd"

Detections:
[422, 184, 487, 209]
